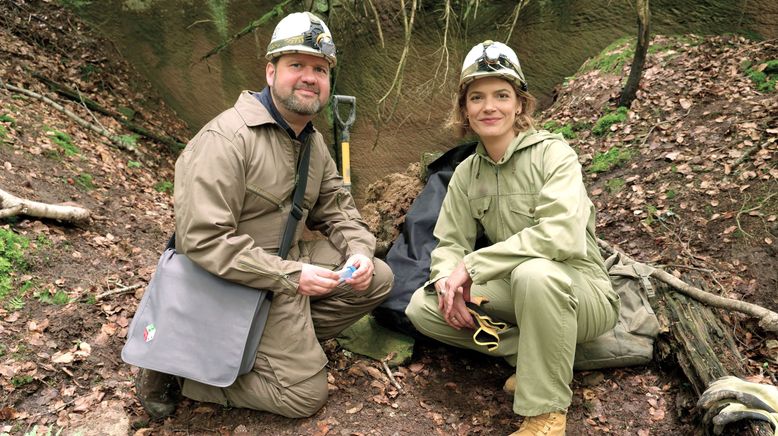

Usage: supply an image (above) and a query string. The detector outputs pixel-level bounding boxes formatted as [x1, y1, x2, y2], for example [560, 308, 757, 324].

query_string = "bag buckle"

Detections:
[290, 202, 304, 220]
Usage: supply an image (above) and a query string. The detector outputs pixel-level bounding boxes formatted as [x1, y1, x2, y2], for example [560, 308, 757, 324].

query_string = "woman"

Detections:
[405, 40, 620, 435]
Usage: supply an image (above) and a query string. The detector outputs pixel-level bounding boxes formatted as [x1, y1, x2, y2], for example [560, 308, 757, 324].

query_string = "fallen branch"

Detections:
[381, 360, 403, 393]
[96, 283, 143, 301]
[597, 238, 778, 332]
[732, 141, 767, 174]
[31, 72, 186, 152]
[0, 81, 135, 153]
[0, 187, 90, 222]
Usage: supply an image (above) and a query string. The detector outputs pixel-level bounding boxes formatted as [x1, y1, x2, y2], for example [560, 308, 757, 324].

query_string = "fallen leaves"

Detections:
[51, 341, 91, 364]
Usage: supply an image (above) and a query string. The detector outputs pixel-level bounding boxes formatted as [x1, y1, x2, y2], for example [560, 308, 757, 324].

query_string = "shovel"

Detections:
[332, 95, 356, 191]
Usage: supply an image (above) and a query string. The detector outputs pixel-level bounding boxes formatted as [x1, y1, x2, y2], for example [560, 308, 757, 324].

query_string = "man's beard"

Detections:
[273, 83, 323, 116]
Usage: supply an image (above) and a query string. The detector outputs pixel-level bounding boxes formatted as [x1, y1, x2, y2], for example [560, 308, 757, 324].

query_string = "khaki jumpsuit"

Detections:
[174, 91, 393, 417]
[405, 130, 619, 416]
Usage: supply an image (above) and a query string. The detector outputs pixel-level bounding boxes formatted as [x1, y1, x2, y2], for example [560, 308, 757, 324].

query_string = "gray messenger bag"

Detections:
[122, 140, 312, 387]
[121, 247, 270, 387]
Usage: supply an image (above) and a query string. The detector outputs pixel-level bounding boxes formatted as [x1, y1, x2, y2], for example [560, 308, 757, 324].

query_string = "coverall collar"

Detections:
[475, 128, 559, 165]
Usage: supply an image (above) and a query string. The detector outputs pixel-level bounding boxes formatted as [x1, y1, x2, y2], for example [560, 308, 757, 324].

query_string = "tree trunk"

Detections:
[619, 0, 650, 108]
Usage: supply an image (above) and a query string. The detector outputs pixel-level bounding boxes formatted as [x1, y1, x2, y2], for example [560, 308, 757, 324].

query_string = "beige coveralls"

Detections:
[174, 91, 392, 417]
[406, 130, 620, 416]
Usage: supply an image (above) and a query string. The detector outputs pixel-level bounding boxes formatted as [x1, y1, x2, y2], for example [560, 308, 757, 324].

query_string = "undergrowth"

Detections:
[0, 227, 30, 303]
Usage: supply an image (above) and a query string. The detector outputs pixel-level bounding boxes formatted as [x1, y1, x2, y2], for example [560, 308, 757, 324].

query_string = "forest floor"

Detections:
[1, 1, 777, 435]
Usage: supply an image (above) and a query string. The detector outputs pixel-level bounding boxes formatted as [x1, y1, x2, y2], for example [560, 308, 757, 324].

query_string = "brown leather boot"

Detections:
[135, 368, 181, 419]
[509, 412, 566, 436]
[503, 374, 517, 394]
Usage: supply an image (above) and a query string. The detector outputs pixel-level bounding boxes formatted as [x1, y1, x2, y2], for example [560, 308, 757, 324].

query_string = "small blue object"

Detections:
[340, 265, 356, 280]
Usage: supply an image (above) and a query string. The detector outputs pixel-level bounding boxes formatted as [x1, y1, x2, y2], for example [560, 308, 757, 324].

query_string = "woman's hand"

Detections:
[436, 261, 476, 330]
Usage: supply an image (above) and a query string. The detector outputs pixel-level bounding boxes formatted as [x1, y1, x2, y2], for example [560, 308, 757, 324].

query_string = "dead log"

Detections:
[653, 280, 773, 436]
[598, 240, 774, 435]
[0, 188, 90, 222]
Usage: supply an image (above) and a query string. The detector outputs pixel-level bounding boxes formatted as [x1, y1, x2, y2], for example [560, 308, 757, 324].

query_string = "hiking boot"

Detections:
[503, 374, 517, 394]
[135, 368, 181, 419]
[509, 411, 567, 436]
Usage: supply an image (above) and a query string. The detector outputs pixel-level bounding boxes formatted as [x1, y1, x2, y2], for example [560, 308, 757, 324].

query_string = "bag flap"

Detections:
[122, 249, 268, 387]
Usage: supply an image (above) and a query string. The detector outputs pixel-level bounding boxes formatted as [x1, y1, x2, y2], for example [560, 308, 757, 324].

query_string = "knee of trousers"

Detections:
[510, 258, 572, 301]
[370, 258, 394, 301]
[405, 288, 432, 328]
[277, 368, 329, 418]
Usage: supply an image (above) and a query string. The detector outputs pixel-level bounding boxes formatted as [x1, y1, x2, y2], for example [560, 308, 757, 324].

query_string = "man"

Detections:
[135, 11, 393, 419]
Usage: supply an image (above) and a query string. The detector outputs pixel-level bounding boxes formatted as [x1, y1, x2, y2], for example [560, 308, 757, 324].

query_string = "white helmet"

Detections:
[460, 40, 527, 91]
[266, 12, 337, 67]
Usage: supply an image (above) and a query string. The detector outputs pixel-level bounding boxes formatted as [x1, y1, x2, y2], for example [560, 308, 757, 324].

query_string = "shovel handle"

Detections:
[332, 95, 356, 191]
[333, 95, 356, 136]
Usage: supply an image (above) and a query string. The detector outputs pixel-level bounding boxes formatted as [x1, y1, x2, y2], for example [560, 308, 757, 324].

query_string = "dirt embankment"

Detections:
[1, 1, 776, 435]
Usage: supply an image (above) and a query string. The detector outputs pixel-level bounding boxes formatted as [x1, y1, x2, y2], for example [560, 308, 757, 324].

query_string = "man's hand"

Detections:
[298, 264, 340, 296]
[341, 254, 374, 291]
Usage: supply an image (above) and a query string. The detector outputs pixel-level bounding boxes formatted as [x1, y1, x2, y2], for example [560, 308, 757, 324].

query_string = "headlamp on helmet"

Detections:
[266, 12, 337, 66]
[460, 40, 527, 92]
[303, 21, 336, 58]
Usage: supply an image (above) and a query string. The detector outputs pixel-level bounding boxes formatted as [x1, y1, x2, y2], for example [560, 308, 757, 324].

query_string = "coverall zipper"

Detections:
[238, 260, 297, 290]
[246, 184, 283, 209]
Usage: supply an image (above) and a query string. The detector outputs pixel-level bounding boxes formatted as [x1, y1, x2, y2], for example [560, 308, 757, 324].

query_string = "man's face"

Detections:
[266, 54, 331, 117]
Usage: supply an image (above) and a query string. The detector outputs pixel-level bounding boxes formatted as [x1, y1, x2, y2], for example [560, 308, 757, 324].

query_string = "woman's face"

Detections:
[464, 77, 522, 145]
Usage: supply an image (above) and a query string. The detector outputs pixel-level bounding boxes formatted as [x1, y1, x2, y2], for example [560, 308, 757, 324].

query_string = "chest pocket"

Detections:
[468, 196, 491, 221]
[246, 184, 284, 214]
[507, 195, 538, 233]
[468, 196, 499, 242]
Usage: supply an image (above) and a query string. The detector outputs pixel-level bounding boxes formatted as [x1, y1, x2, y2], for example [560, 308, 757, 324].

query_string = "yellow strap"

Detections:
[467, 308, 508, 351]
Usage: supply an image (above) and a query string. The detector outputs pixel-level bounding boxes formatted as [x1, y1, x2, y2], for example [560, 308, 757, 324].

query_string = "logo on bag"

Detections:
[144, 324, 156, 342]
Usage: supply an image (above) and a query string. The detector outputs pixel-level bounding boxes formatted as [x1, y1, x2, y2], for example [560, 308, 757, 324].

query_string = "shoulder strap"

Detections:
[278, 140, 312, 260]
[167, 140, 312, 260]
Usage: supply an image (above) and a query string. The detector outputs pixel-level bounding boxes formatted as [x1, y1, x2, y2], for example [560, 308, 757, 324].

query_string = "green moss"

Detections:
[154, 180, 174, 194]
[581, 37, 633, 74]
[743, 59, 778, 92]
[592, 107, 629, 136]
[206, 0, 230, 39]
[665, 189, 677, 200]
[75, 173, 96, 191]
[58, 0, 91, 8]
[117, 107, 136, 120]
[127, 160, 142, 169]
[605, 177, 625, 193]
[588, 147, 632, 173]
[554, 125, 576, 139]
[0, 228, 29, 301]
[49, 130, 80, 156]
[11, 374, 33, 388]
[37, 289, 71, 305]
[117, 134, 139, 148]
[542, 120, 576, 139]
